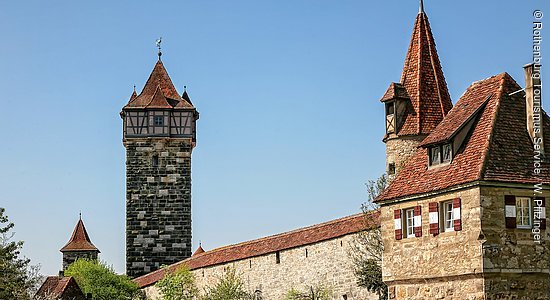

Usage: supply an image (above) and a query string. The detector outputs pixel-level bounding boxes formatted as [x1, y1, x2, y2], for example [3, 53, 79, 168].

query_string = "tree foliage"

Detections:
[348, 174, 388, 300]
[0, 207, 42, 300]
[64, 259, 139, 300]
[155, 265, 198, 300]
[285, 284, 331, 300]
[201, 267, 251, 300]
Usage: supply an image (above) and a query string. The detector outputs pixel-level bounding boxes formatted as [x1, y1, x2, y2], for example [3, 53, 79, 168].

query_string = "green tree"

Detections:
[64, 259, 139, 300]
[0, 207, 42, 300]
[155, 265, 198, 300]
[348, 174, 388, 300]
[285, 284, 331, 300]
[202, 267, 251, 300]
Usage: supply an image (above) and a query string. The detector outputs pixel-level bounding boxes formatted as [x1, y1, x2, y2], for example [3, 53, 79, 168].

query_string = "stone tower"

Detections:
[380, 1, 452, 180]
[121, 54, 198, 278]
[60, 216, 100, 270]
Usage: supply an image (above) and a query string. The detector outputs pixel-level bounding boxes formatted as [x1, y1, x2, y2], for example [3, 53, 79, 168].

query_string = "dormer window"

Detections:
[385, 102, 396, 133]
[429, 143, 453, 167]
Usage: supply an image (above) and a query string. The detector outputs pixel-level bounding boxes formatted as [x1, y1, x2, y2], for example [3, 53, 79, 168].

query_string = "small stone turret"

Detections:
[60, 216, 100, 270]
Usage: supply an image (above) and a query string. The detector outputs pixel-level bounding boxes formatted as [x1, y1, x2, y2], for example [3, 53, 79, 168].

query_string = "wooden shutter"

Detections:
[414, 206, 422, 237]
[504, 195, 517, 229]
[535, 197, 546, 230]
[453, 198, 462, 231]
[394, 209, 402, 240]
[429, 202, 439, 235]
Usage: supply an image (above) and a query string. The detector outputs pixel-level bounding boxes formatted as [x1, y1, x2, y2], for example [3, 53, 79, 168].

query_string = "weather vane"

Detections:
[156, 37, 162, 59]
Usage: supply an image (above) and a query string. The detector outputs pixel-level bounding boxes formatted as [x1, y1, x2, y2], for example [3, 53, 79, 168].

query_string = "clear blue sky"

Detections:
[1, 0, 548, 275]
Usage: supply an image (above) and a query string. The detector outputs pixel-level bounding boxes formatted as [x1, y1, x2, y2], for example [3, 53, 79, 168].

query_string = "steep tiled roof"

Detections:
[134, 212, 380, 287]
[391, 9, 453, 136]
[192, 245, 205, 256]
[124, 60, 193, 109]
[60, 218, 99, 252]
[380, 82, 410, 102]
[34, 276, 84, 300]
[376, 73, 550, 202]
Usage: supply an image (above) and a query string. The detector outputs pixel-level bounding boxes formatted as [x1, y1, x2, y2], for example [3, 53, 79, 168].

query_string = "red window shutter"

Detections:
[453, 198, 462, 231]
[504, 195, 517, 229]
[394, 209, 402, 240]
[429, 202, 439, 236]
[537, 197, 546, 230]
[414, 206, 422, 237]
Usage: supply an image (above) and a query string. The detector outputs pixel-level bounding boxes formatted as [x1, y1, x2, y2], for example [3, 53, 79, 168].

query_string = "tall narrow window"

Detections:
[388, 163, 396, 175]
[385, 102, 396, 133]
[442, 143, 452, 163]
[516, 197, 532, 228]
[442, 201, 454, 232]
[405, 209, 415, 238]
[430, 147, 441, 166]
[275, 251, 280, 264]
[152, 155, 159, 167]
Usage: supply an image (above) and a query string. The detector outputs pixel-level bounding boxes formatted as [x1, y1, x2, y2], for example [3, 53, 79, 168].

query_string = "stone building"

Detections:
[60, 216, 100, 270]
[128, 2, 549, 299]
[121, 50, 199, 277]
[134, 213, 380, 300]
[375, 2, 550, 299]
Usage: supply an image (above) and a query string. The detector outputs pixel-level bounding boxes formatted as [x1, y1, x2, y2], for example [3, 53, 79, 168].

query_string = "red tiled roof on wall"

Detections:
[134, 212, 380, 288]
[376, 73, 550, 202]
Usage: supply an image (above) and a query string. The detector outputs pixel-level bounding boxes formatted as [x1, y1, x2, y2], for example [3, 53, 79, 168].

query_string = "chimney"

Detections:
[524, 63, 545, 157]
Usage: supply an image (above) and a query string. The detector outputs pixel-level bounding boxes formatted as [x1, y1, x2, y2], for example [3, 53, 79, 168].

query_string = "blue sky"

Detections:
[0, 0, 548, 275]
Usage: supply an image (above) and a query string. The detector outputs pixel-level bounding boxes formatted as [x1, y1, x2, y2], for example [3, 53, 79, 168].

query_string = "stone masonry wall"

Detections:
[144, 233, 377, 300]
[125, 138, 193, 278]
[381, 187, 485, 300]
[62, 251, 98, 270]
[385, 135, 425, 180]
[480, 186, 550, 299]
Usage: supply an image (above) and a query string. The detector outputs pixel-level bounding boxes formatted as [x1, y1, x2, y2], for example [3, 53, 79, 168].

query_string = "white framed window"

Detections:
[516, 197, 532, 228]
[430, 147, 441, 166]
[405, 208, 415, 238]
[442, 144, 452, 163]
[442, 201, 454, 232]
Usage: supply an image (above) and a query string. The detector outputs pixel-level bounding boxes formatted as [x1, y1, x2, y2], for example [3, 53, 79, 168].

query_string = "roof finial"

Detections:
[419, 0, 424, 14]
[133, 84, 136, 92]
[156, 37, 162, 60]
[79, 211, 82, 220]
[184, 85, 187, 92]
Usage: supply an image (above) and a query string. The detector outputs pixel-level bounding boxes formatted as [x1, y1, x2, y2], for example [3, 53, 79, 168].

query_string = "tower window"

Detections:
[275, 251, 280, 264]
[388, 163, 396, 175]
[152, 155, 159, 167]
[154, 116, 164, 126]
[385, 102, 396, 134]
[305, 248, 308, 258]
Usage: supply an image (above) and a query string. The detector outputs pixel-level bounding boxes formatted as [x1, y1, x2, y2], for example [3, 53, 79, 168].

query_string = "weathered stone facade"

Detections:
[143, 233, 377, 300]
[62, 251, 98, 270]
[125, 138, 193, 277]
[381, 186, 486, 300]
[384, 134, 426, 180]
[480, 185, 550, 299]
[381, 185, 550, 299]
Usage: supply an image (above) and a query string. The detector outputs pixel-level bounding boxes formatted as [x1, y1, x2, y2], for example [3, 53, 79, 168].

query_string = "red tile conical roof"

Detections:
[192, 244, 205, 256]
[397, 9, 453, 135]
[60, 218, 99, 252]
[124, 60, 194, 109]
